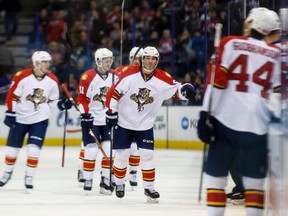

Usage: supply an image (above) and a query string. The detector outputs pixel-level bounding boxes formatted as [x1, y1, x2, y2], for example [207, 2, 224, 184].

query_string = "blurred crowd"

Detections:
[1, 0, 256, 105]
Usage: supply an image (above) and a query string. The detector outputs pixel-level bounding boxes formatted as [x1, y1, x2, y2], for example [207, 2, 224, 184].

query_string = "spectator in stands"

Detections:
[187, 30, 205, 73]
[1, 0, 21, 42]
[46, 12, 67, 44]
[184, 10, 202, 37]
[158, 29, 173, 54]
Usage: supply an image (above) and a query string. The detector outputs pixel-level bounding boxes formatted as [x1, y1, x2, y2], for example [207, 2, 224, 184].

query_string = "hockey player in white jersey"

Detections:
[0, 51, 65, 189]
[76, 48, 116, 195]
[106, 46, 196, 202]
[197, 8, 281, 216]
[115, 46, 144, 188]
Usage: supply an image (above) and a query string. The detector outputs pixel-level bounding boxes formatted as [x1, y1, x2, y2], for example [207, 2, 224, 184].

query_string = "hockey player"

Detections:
[77, 48, 116, 195]
[0, 51, 66, 189]
[197, 8, 281, 216]
[227, 8, 281, 205]
[227, 7, 268, 205]
[115, 46, 144, 188]
[105, 46, 196, 202]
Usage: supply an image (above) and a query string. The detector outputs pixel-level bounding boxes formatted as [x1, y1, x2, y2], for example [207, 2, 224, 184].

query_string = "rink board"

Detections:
[0, 105, 204, 150]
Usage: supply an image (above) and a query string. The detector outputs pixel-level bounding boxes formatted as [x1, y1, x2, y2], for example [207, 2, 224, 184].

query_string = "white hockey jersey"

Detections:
[77, 68, 117, 126]
[203, 36, 281, 135]
[106, 65, 188, 130]
[6, 68, 59, 124]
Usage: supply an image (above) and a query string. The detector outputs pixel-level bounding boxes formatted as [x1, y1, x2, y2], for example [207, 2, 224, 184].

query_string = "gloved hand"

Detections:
[197, 111, 216, 144]
[106, 111, 118, 128]
[4, 110, 16, 128]
[181, 84, 196, 100]
[80, 113, 94, 130]
[57, 98, 72, 111]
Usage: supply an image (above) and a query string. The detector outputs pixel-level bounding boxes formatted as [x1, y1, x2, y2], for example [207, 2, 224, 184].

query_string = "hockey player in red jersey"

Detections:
[115, 46, 144, 188]
[76, 48, 116, 195]
[197, 8, 281, 216]
[106, 46, 196, 202]
[0, 51, 63, 189]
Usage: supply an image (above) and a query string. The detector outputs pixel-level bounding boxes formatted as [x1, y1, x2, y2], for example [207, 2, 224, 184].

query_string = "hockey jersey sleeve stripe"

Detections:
[214, 66, 228, 89]
[112, 89, 121, 101]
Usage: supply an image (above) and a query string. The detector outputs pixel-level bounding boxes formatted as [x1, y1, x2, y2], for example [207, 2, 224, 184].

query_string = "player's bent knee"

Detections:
[139, 148, 153, 162]
[204, 173, 228, 189]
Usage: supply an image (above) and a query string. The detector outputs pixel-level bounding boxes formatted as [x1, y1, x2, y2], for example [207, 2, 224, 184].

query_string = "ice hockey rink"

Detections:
[0, 146, 246, 216]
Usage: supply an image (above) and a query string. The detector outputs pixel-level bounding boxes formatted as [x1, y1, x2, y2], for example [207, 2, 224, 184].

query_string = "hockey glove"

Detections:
[197, 111, 216, 144]
[181, 84, 196, 100]
[106, 111, 118, 128]
[4, 110, 16, 128]
[80, 113, 94, 130]
[57, 98, 72, 111]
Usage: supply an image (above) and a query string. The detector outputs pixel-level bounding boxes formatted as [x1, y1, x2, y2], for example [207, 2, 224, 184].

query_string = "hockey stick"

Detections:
[198, 23, 223, 203]
[58, 35, 72, 167]
[109, 72, 116, 187]
[61, 84, 109, 159]
[66, 129, 81, 133]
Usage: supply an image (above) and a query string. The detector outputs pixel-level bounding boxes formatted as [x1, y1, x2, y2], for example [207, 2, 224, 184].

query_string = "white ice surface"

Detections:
[0, 146, 246, 216]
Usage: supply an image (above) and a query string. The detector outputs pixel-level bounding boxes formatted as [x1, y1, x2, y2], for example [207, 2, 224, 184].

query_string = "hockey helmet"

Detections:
[245, 7, 269, 23]
[129, 47, 144, 64]
[95, 48, 113, 62]
[32, 51, 52, 67]
[251, 9, 280, 35]
[142, 46, 160, 60]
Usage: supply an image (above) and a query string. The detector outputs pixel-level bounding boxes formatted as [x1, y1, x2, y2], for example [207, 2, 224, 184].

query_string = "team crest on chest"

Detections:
[130, 88, 154, 112]
[93, 86, 109, 109]
[26, 88, 46, 111]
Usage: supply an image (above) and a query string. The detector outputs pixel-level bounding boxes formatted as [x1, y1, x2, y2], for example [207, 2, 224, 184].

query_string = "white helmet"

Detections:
[142, 46, 160, 60]
[32, 51, 52, 67]
[95, 48, 113, 62]
[142, 46, 160, 73]
[246, 7, 269, 23]
[251, 9, 280, 35]
[129, 47, 144, 64]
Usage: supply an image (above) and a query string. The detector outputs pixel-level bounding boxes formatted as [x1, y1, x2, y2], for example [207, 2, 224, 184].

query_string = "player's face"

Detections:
[243, 20, 252, 36]
[132, 57, 141, 65]
[39, 61, 51, 73]
[101, 57, 113, 71]
[142, 56, 158, 74]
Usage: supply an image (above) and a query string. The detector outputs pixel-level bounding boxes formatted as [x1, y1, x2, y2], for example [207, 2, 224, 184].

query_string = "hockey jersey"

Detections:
[6, 68, 59, 124]
[106, 65, 188, 130]
[203, 36, 281, 135]
[77, 68, 117, 126]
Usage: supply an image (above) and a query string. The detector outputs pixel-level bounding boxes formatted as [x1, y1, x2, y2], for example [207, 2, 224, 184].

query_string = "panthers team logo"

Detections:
[26, 88, 46, 111]
[93, 86, 109, 109]
[130, 88, 154, 112]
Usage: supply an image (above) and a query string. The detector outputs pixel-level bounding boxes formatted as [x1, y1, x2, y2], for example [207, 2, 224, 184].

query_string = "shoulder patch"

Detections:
[164, 72, 172, 79]
[15, 71, 22, 76]
[122, 66, 129, 73]
[81, 74, 88, 81]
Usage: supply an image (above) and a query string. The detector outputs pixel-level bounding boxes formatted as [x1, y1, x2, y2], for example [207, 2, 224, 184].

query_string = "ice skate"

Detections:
[144, 188, 160, 203]
[0, 171, 13, 187]
[77, 170, 85, 183]
[84, 179, 93, 191]
[115, 184, 125, 198]
[25, 176, 33, 189]
[99, 177, 114, 195]
[129, 171, 138, 187]
[230, 192, 245, 205]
